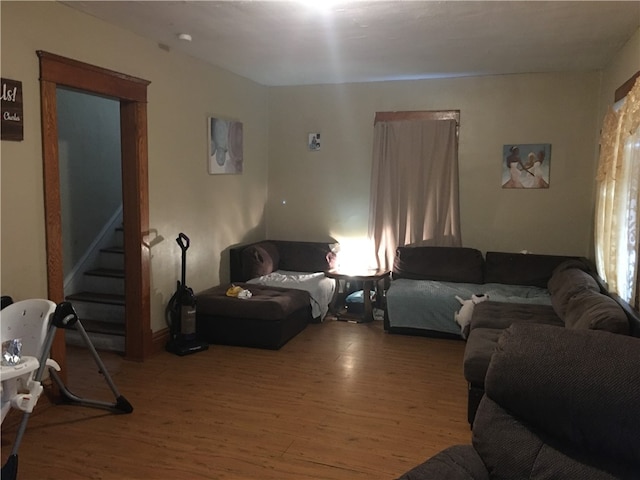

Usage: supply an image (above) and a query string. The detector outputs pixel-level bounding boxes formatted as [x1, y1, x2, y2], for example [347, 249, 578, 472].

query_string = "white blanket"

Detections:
[247, 270, 336, 321]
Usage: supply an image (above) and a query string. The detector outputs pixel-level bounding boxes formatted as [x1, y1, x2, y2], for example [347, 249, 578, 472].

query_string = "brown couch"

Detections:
[398, 323, 640, 480]
[196, 240, 336, 349]
[464, 259, 637, 424]
[385, 247, 589, 338]
[384, 246, 639, 425]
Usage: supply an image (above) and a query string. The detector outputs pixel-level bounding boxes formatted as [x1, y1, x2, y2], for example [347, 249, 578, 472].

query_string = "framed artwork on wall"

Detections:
[502, 143, 551, 189]
[208, 117, 243, 174]
[308, 132, 321, 151]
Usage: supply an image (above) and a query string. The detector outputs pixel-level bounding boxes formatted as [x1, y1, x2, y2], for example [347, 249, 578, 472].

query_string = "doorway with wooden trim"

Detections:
[38, 51, 152, 372]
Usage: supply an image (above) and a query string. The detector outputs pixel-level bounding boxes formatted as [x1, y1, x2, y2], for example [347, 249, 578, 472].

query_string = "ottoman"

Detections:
[195, 283, 312, 349]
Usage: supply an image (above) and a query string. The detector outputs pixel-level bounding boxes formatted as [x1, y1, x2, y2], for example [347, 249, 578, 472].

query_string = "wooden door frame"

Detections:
[38, 51, 152, 368]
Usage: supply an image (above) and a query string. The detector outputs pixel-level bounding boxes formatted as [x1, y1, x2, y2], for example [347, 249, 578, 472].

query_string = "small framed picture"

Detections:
[208, 117, 243, 174]
[502, 143, 551, 189]
[308, 132, 321, 151]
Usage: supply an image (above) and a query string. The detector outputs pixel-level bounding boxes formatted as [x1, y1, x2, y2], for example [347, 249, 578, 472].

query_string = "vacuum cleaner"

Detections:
[165, 233, 209, 356]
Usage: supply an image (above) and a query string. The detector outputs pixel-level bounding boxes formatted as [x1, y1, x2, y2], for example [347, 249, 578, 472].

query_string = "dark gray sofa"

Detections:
[385, 247, 585, 338]
[464, 259, 636, 425]
[397, 323, 640, 480]
[384, 246, 639, 425]
[196, 240, 336, 349]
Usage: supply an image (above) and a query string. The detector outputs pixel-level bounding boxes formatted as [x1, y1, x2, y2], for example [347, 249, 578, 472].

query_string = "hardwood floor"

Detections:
[1, 319, 471, 479]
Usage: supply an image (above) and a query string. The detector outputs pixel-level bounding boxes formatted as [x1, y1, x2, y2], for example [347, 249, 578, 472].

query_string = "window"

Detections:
[595, 73, 640, 309]
[369, 111, 461, 270]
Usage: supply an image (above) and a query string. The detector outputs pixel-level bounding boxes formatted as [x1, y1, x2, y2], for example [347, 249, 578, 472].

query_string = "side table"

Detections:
[325, 269, 390, 323]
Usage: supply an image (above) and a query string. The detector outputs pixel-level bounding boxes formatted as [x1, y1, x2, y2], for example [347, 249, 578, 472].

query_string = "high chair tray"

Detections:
[1, 356, 39, 381]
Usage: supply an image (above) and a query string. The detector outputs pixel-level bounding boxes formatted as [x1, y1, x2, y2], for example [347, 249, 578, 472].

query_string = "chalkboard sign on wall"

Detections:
[1, 78, 24, 141]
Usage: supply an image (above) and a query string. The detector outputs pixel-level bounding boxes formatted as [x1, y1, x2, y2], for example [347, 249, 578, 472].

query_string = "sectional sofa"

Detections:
[397, 323, 640, 480]
[383, 245, 639, 424]
[385, 246, 584, 337]
[196, 240, 337, 349]
[464, 258, 636, 424]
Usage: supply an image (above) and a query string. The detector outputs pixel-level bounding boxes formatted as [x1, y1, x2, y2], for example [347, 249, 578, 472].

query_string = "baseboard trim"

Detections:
[151, 327, 169, 354]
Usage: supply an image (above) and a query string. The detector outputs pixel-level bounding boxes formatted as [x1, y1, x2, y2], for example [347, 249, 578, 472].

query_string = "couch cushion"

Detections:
[547, 264, 600, 318]
[469, 301, 561, 334]
[463, 328, 504, 386]
[196, 283, 309, 320]
[480, 324, 640, 476]
[473, 396, 630, 480]
[484, 252, 583, 288]
[274, 241, 336, 272]
[564, 290, 630, 334]
[241, 242, 280, 280]
[393, 246, 484, 283]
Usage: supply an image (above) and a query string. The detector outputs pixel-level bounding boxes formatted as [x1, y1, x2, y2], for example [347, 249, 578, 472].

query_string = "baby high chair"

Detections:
[1, 299, 132, 480]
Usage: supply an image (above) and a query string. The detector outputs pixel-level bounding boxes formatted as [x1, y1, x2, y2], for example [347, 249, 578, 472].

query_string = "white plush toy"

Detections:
[454, 294, 489, 338]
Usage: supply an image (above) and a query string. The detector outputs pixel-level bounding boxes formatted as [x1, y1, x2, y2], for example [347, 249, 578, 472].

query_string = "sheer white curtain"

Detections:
[595, 76, 640, 307]
[369, 112, 461, 271]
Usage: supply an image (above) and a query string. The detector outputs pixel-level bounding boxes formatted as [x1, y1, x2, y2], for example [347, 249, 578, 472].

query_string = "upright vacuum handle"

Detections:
[176, 233, 190, 251]
[176, 233, 190, 286]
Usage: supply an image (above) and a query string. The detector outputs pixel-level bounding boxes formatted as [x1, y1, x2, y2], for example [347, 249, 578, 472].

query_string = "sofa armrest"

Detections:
[396, 445, 489, 480]
[484, 323, 640, 469]
[610, 292, 640, 337]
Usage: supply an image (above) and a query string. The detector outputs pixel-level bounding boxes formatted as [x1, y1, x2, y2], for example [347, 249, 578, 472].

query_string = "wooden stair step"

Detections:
[101, 246, 124, 254]
[66, 291, 125, 306]
[85, 268, 124, 278]
[73, 318, 125, 336]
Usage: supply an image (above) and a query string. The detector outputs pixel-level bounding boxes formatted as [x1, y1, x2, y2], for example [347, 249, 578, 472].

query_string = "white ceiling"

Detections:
[60, 1, 640, 87]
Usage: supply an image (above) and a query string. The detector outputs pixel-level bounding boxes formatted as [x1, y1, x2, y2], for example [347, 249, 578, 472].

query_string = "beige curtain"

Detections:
[369, 115, 461, 270]
[595, 76, 640, 307]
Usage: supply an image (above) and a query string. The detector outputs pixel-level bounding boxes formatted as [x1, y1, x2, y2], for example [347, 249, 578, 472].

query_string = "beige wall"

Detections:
[1, 1, 269, 331]
[268, 72, 601, 258]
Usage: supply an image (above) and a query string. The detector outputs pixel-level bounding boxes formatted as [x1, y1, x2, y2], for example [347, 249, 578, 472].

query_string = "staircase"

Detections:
[65, 227, 125, 353]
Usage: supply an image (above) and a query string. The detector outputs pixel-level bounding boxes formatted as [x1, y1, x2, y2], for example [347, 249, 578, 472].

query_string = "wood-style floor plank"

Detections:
[1, 319, 471, 479]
